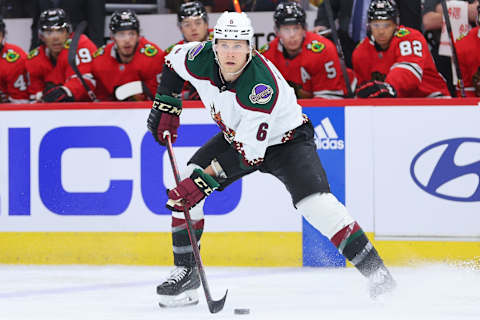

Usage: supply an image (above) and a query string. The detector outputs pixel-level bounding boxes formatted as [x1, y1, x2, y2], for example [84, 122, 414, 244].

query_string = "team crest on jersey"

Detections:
[210, 103, 236, 142]
[141, 44, 158, 57]
[64, 38, 72, 49]
[249, 83, 274, 104]
[28, 48, 39, 59]
[3, 49, 20, 63]
[395, 28, 410, 38]
[307, 40, 325, 53]
[165, 43, 176, 54]
[258, 44, 269, 54]
[93, 46, 105, 58]
[188, 42, 205, 61]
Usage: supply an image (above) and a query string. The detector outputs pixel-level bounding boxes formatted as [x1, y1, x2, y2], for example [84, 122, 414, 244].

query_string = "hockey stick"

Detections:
[232, 0, 242, 13]
[323, 0, 354, 97]
[164, 132, 228, 314]
[67, 20, 96, 101]
[440, 0, 466, 98]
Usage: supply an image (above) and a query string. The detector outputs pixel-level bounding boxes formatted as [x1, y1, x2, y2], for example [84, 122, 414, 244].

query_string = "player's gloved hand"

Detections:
[356, 80, 397, 98]
[166, 169, 220, 212]
[472, 67, 480, 97]
[43, 85, 74, 102]
[147, 94, 182, 145]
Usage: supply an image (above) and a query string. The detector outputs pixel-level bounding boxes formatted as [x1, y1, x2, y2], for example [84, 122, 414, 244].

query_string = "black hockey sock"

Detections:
[171, 217, 204, 267]
[331, 222, 385, 277]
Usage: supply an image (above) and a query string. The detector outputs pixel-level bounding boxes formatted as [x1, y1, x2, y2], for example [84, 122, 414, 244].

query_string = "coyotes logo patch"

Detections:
[249, 83, 274, 104]
[188, 42, 205, 61]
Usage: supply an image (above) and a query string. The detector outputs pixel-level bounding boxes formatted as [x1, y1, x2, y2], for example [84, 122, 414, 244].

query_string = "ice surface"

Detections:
[0, 264, 478, 320]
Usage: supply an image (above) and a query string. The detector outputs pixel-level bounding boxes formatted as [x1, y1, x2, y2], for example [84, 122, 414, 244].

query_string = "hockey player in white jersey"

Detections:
[147, 11, 396, 308]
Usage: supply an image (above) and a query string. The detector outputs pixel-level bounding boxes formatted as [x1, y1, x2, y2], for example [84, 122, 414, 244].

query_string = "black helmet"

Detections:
[367, 0, 399, 24]
[177, 1, 208, 23]
[273, 2, 306, 29]
[0, 17, 5, 35]
[110, 9, 140, 33]
[39, 8, 72, 32]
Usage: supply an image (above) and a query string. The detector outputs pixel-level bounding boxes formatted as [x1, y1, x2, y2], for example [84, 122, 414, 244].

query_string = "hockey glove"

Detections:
[147, 94, 182, 145]
[472, 67, 480, 97]
[166, 169, 220, 212]
[356, 80, 397, 98]
[43, 85, 74, 102]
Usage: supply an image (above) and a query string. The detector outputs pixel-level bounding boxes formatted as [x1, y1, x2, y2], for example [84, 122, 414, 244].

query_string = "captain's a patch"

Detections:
[249, 83, 274, 104]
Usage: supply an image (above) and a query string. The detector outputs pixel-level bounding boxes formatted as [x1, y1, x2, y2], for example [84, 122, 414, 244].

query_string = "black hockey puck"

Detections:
[234, 308, 250, 315]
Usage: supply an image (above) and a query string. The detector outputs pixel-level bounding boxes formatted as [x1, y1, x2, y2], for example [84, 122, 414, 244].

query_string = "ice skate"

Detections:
[157, 266, 201, 308]
[368, 266, 396, 299]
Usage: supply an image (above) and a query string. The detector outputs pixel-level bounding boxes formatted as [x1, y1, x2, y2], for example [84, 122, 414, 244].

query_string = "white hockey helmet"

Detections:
[213, 11, 254, 48]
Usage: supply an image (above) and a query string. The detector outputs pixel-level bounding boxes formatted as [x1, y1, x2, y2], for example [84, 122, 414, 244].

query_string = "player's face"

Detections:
[370, 19, 396, 49]
[113, 29, 139, 58]
[215, 39, 249, 74]
[277, 24, 305, 53]
[41, 28, 70, 55]
[180, 17, 209, 42]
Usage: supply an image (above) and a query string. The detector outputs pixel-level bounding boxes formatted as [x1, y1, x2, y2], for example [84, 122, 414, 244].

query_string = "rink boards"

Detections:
[0, 99, 479, 266]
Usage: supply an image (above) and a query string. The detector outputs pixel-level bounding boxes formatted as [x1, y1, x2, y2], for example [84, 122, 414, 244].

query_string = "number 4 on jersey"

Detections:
[14, 74, 27, 91]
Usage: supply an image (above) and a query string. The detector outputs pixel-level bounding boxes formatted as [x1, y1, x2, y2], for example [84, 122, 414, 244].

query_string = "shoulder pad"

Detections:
[258, 44, 269, 54]
[28, 48, 40, 60]
[184, 41, 215, 80]
[306, 40, 326, 53]
[3, 49, 21, 63]
[93, 45, 106, 58]
[64, 38, 72, 49]
[187, 42, 206, 61]
[395, 28, 410, 38]
[235, 55, 278, 113]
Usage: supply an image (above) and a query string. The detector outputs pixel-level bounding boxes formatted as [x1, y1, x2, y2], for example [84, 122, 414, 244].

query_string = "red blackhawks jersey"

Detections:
[92, 37, 165, 101]
[0, 42, 28, 103]
[26, 34, 97, 101]
[455, 26, 480, 97]
[352, 26, 449, 98]
[260, 31, 350, 99]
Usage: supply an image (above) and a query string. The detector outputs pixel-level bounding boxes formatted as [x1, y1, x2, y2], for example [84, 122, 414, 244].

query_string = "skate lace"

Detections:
[165, 267, 189, 284]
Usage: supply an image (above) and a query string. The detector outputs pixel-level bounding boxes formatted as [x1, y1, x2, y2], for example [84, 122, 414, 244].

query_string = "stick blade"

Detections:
[207, 290, 228, 314]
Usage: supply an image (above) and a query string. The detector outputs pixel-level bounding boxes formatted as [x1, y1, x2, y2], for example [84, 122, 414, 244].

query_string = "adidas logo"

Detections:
[314, 117, 345, 150]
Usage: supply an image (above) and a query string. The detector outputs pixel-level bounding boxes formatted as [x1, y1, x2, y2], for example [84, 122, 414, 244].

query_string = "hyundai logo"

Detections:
[410, 138, 480, 202]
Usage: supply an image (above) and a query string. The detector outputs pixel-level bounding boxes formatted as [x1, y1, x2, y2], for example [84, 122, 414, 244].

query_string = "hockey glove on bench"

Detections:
[356, 80, 397, 98]
[147, 94, 182, 145]
[167, 169, 220, 212]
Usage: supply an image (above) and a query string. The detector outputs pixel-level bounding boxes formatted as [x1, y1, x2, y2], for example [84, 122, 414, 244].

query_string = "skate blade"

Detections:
[158, 289, 199, 308]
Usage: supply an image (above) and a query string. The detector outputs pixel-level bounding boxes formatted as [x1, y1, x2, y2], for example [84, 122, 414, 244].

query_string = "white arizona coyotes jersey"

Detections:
[165, 41, 305, 166]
